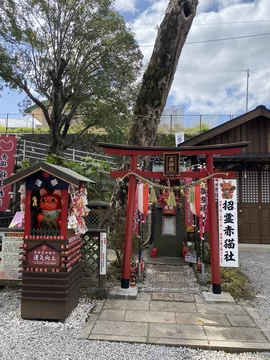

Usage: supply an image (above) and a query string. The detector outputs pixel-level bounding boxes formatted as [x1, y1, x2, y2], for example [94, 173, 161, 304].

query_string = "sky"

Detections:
[0, 0, 269, 125]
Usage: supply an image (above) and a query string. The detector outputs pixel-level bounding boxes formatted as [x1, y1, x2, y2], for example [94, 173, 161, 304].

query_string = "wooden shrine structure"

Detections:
[3, 162, 93, 320]
[99, 142, 249, 294]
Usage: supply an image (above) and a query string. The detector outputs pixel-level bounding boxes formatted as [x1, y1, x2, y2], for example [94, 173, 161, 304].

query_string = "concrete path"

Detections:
[80, 290, 270, 352]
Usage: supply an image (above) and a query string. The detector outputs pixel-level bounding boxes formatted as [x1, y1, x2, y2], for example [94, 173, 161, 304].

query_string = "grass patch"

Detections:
[206, 265, 255, 302]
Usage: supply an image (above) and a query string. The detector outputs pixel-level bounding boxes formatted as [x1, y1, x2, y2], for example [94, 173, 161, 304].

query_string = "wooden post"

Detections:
[206, 154, 221, 294]
[121, 155, 137, 288]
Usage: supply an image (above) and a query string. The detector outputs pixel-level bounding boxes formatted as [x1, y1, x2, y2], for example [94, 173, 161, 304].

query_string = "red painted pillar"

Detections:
[206, 154, 221, 294]
[121, 155, 137, 289]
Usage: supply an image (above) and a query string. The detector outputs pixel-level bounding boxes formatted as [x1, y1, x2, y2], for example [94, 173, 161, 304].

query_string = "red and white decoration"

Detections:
[189, 184, 201, 217]
[137, 182, 149, 215]
[68, 185, 89, 235]
[218, 179, 238, 267]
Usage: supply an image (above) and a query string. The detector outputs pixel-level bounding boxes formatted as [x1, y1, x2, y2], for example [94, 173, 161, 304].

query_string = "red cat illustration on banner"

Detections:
[219, 180, 236, 200]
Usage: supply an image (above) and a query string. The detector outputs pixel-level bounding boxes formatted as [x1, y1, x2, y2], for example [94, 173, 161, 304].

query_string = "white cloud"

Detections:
[129, 0, 270, 118]
[114, 0, 137, 13]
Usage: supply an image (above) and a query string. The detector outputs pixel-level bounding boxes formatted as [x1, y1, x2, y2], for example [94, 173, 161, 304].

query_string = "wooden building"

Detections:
[181, 105, 270, 244]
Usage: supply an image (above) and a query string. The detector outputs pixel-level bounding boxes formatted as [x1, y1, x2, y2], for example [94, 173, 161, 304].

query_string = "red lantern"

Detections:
[138, 182, 149, 215]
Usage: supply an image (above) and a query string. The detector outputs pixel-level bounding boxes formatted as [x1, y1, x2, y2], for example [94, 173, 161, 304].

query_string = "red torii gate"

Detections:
[99, 142, 248, 294]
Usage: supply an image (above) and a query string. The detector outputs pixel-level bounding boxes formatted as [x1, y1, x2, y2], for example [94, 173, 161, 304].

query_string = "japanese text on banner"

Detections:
[218, 179, 238, 267]
[0, 135, 17, 211]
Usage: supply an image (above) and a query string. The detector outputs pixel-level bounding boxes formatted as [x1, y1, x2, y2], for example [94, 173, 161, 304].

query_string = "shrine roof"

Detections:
[3, 161, 95, 187]
[180, 105, 270, 146]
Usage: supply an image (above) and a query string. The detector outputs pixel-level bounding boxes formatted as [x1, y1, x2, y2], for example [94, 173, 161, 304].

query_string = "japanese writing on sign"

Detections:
[99, 232, 107, 275]
[0, 135, 17, 211]
[163, 153, 180, 176]
[218, 179, 238, 267]
[28, 245, 60, 266]
[185, 178, 193, 226]
[199, 181, 209, 234]
[0, 231, 23, 280]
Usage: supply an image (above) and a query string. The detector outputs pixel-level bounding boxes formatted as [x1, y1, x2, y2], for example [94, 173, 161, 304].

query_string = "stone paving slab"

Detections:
[194, 294, 205, 304]
[79, 313, 98, 339]
[91, 300, 105, 314]
[196, 303, 247, 315]
[175, 312, 231, 327]
[148, 264, 186, 271]
[108, 286, 138, 300]
[125, 310, 176, 323]
[103, 299, 149, 310]
[154, 273, 170, 281]
[262, 329, 270, 341]
[203, 291, 235, 303]
[80, 292, 270, 352]
[137, 292, 151, 301]
[209, 341, 270, 352]
[99, 309, 126, 321]
[148, 338, 209, 348]
[152, 292, 174, 301]
[88, 334, 147, 343]
[204, 326, 267, 342]
[226, 314, 257, 327]
[91, 320, 148, 337]
[150, 300, 197, 312]
[169, 273, 190, 281]
[149, 323, 206, 340]
[173, 293, 195, 302]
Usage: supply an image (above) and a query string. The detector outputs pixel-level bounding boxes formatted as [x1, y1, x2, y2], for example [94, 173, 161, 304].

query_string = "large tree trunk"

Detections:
[111, 0, 198, 208]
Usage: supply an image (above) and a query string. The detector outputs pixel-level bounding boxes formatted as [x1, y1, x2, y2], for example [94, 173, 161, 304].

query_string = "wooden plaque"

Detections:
[163, 153, 180, 176]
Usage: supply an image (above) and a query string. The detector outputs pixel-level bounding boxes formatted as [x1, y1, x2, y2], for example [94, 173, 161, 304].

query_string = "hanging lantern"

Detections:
[189, 184, 201, 217]
[138, 182, 149, 215]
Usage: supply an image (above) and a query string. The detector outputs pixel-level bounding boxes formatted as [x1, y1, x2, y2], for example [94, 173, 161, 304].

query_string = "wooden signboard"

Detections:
[163, 153, 180, 176]
[28, 244, 60, 267]
[0, 229, 23, 281]
[162, 203, 176, 215]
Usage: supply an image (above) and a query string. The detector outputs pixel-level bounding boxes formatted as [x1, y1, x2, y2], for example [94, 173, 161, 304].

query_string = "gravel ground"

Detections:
[239, 251, 270, 329]
[0, 251, 270, 360]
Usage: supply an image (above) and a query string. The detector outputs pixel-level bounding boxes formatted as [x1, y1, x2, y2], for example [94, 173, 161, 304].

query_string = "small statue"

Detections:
[36, 189, 62, 230]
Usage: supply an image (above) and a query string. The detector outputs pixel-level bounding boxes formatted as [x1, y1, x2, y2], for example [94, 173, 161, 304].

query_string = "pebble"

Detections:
[0, 251, 269, 359]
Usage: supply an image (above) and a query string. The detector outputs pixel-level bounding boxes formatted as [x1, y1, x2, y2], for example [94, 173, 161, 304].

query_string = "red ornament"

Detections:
[151, 248, 158, 258]
[42, 171, 50, 178]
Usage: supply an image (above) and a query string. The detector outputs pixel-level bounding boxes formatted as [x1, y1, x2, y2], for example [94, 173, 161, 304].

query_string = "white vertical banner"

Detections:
[99, 232, 107, 275]
[175, 132, 185, 146]
[218, 179, 238, 267]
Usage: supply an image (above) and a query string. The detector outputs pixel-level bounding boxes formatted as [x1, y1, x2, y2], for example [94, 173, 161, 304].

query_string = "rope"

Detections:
[120, 170, 229, 191]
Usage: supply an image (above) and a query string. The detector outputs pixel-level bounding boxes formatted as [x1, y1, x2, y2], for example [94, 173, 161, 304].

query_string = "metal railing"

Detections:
[1, 113, 242, 134]
[17, 139, 117, 169]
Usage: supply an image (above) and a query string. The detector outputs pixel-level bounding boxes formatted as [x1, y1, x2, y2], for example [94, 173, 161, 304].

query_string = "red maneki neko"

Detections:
[36, 189, 62, 230]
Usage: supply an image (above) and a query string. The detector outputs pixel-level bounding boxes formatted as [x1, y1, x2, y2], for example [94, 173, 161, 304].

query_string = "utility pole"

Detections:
[246, 68, 250, 113]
